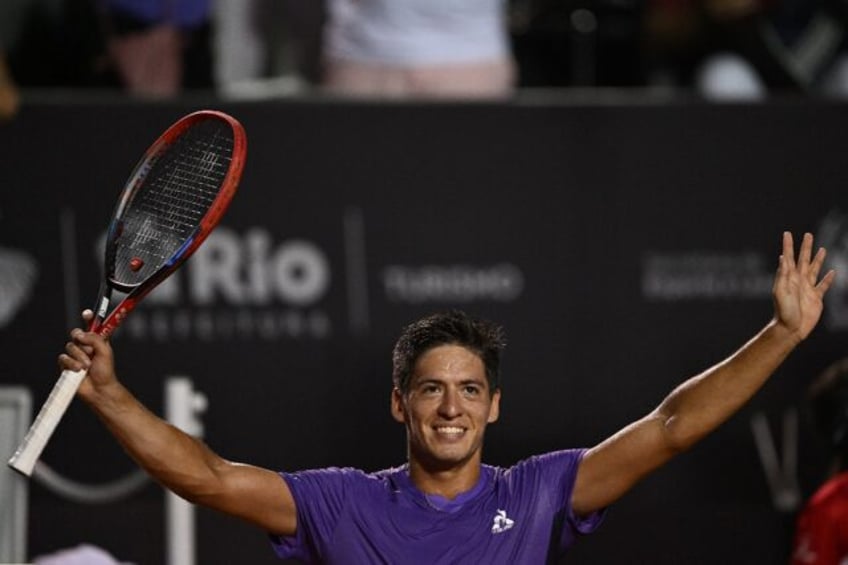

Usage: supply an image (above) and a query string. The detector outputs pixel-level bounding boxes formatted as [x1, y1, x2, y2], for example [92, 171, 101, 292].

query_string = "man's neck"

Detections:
[407, 458, 482, 500]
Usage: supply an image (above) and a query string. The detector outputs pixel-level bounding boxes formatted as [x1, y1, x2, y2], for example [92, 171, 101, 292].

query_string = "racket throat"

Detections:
[96, 296, 110, 319]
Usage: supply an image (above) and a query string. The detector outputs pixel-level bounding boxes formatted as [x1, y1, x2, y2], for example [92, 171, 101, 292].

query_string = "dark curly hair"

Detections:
[392, 310, 506, 395]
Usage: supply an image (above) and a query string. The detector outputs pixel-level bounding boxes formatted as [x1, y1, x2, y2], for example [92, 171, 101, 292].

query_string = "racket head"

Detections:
[94, 110, 246, 335]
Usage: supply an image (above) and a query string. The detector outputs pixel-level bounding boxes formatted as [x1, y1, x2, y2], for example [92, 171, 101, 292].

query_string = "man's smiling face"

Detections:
[392, 344, 501, 473]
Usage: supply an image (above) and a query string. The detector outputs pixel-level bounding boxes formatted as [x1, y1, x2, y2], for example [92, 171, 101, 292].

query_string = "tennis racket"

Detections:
[8, 109, 247, 476]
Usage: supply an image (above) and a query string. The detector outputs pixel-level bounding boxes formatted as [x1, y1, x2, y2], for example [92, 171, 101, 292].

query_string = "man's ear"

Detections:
[487, 389, 501, 424]
[391, 387, 406, 423]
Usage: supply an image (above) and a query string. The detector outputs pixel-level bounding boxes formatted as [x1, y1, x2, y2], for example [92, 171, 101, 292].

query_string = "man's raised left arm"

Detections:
[571, 232, 836, 516]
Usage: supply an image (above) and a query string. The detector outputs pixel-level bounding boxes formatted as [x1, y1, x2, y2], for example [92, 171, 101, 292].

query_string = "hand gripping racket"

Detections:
[8, 110, 247, 476]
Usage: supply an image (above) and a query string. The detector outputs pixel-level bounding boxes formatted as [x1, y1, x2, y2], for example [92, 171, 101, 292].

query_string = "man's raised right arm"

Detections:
[61, 316, 297, 537]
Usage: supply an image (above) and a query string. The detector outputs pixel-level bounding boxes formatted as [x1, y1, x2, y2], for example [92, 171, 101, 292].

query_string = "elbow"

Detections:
[659, 412, 704, 455]
[158, 459, 232, 506]
[167, 476, 222, 506]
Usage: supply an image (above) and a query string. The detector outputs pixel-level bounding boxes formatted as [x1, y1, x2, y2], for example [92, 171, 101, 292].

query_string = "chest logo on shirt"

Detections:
[491, 509, 515, 534]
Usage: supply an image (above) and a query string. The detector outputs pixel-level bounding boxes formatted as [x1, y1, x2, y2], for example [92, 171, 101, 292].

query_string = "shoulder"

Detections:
[499, 449, 587, 476]
[282, 465, 405, 495]
[488, 449, 587, 495]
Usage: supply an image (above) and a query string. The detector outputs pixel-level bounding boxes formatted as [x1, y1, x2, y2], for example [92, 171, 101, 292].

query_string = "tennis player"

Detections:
[60, 231, 835, 563]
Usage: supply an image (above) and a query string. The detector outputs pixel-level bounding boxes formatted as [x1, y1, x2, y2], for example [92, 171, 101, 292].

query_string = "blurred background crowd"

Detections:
[2, 0, 848, 119]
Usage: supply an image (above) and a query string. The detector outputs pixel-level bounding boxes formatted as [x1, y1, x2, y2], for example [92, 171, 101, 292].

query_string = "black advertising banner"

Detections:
[1, 99, 847, 564]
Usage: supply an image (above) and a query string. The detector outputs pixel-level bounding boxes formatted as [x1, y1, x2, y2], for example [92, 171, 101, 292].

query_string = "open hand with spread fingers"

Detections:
[773, 231, 837, 341]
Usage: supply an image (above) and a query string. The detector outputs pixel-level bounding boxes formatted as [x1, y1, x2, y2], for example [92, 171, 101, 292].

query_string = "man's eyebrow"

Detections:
[459, 378, 487, 386]
[411, 377, 444, 386]
[412, 377, 487, 387]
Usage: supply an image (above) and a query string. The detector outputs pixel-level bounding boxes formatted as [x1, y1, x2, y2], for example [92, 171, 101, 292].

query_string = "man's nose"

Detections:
[437, 389, 461, 418]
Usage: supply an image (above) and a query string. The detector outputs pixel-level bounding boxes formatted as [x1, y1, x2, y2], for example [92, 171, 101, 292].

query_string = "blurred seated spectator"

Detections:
[4, 0, 212, 98]
[320, 0, 515, 99]
[0, 0, 30, 119]
[34, 544, 127, 565]
[101, 0, 214, 97]
[0, 52, 21, 120]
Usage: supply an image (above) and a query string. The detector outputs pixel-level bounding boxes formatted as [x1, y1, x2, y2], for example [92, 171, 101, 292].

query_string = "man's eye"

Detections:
[464, 386, 480, 395]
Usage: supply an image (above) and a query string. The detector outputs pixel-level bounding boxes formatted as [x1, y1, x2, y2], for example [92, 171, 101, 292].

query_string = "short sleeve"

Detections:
[509, 449, 606, 550]
[269, 468, 352, 562]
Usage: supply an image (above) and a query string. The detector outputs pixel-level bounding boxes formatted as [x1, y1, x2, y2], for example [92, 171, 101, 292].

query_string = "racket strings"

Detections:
[114, 119, 235, 285]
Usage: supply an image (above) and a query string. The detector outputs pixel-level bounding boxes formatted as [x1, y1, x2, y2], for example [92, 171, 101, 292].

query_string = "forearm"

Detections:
[81, 382, 228, 503]
[657, 318, 801, 451]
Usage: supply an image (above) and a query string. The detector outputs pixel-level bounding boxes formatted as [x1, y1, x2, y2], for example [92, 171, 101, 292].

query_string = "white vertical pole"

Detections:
[164, 377, 208, 565]
[0, 387, 31, 563]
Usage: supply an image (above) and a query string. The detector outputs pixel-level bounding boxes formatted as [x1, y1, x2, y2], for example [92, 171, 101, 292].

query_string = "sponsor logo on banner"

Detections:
[642, 213, 848, 318]
[85, 219, 526, 340]
[119, 227, 333, 341]
[383, 263, 524, 303]
[641, 252, 772, 301]
[817, 210, 848, 330]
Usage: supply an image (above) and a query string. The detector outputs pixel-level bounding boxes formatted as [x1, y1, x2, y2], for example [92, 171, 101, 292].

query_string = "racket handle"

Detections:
[7, 368, 88, 477]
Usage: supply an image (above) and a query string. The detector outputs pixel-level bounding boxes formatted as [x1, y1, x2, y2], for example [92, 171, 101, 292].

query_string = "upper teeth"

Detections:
[437, 427, 464, 434]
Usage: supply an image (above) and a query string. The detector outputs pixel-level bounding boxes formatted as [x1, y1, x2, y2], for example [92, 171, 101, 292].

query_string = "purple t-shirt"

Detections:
[270, 449, 604, 563]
